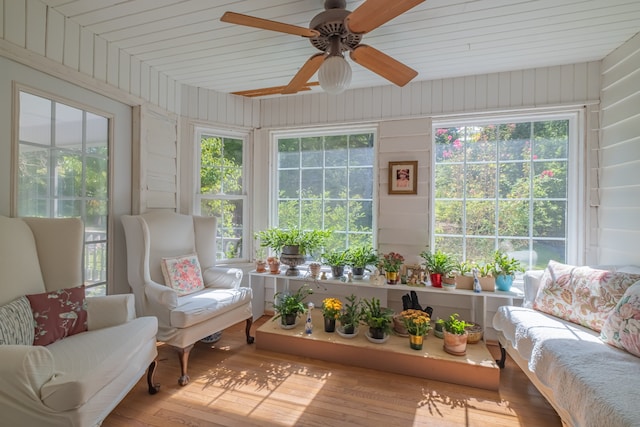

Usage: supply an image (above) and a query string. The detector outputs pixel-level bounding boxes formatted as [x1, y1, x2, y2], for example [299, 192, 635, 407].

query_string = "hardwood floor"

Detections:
[104, 317, 561, 427]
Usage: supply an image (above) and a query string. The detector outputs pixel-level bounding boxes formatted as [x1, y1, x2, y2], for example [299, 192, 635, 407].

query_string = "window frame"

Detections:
[193, 126, 250, 263]
[14, 84, 114, 296]
[431, 108, 587, 268]
[269, 125, 378, 251]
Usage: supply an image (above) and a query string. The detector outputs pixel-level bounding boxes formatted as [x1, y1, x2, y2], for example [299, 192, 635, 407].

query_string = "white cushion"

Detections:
[40, 317, 157, 411]
[170, 287, 253, 328]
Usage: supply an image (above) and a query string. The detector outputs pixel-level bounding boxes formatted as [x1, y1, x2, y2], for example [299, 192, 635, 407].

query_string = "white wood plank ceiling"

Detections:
[40, 0, 640, 97]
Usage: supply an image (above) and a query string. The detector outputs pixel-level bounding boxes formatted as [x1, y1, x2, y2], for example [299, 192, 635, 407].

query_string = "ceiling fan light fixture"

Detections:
[318, 55, 352, 94]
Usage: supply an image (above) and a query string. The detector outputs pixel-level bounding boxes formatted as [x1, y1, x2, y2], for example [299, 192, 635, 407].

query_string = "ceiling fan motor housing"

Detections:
[309, 7, 361, 54]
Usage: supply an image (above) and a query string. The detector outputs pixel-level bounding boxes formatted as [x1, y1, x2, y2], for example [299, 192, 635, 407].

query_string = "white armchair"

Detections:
[122, 211, 254, 386]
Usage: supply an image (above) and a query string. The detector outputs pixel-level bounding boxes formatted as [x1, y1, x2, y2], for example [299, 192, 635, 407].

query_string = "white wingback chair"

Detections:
[122, 211, 254, 386]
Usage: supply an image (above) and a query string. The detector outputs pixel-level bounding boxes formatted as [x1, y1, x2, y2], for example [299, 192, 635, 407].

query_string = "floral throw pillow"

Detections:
[533, 260, 640, 331]
[161, 254, 205, 296]
[601, 282, 640, 357]
[26, 286, 88, 346]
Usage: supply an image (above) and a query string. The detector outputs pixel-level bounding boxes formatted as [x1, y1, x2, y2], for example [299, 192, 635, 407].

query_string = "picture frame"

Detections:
[388, 161, 418, 195]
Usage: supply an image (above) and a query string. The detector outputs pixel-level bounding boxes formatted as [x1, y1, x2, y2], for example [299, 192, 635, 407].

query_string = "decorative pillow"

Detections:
[0, 296, 35, 345]
[26, 286, 88, 346]
[601, 282, 640, 357]
[161, 254, 205, 296]
[534, 260, 640, 331]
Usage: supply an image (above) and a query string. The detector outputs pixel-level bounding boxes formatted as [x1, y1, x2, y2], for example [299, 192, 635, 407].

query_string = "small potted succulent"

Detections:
[322, 249, 349, 279]
[361, 297, 394, 340]
[337, 294, 362, 336]
[272, 285, 313, 329]
[346, 245, 379, 279]
[442, 313, 471, 356]
[420, 248, 456, 288]
[491, 250, 524, 292]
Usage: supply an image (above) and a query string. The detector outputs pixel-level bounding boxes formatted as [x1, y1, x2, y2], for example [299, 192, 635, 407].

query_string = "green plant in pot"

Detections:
[442, 313, 471, 356]
[419, 248, 455, 288]
[338, 294, 362, 335]
[346, 245, 378, 279]
[255, 228, 330, 258]
[361, 297, 394, 340]
[256, 228, 331, 276]
[453, 260, 474, 289]
[491, 250, 524, 291]
[272, 285, 313, 328]
[322, 249, 349, 278]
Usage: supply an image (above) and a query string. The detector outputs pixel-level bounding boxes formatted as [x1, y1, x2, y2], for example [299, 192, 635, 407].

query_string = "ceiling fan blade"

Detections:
[345, 0, 425, 34]
[221, 12, 319, 38]
[232, 82, 320, 98]
[282, 53, 326, 94]
[350, 45, 418, 87]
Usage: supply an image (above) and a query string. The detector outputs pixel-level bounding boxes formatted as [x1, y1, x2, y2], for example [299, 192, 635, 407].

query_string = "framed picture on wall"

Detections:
[388, 161, 418, 195]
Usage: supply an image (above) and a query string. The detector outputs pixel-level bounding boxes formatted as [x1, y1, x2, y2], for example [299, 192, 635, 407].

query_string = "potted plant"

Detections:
[255, 228, 331, 258]
[434, 318, 445, 338]
[442, 313, 471, 356]
[419, 248, 455, 288]
[380, 252, 405, 284]
[322, 249, 349, 278]
[453, 260, 474, 289]
[491, 250, 524, 291]
[399, 309, 432, 350]
[337, 294, 362, 336]
[255, 246, 267, 273]
[361, 297, 394, 341]
[272, 285, 313, 329]
[346, 245, 378, 279]
[475, 262, 496, 291]
[320, 297, 342, 333]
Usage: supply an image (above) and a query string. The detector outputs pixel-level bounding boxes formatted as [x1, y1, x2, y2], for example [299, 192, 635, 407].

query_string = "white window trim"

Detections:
[431, 108, 587, 267]
[193, 126, 251, 263]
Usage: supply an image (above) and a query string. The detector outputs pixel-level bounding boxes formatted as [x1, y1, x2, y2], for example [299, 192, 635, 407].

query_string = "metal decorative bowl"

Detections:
[465, 322, 484, 344]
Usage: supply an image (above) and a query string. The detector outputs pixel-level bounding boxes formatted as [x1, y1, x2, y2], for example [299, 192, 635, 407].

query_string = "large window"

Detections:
[18, 90, 109, 296]
[195, 128, 248, 261]
[274, 129, 376, 253]
[433, 114, 580, 270]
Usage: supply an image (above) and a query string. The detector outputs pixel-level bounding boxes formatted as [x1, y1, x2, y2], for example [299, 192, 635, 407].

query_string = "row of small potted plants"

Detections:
[255, 227, 524, 291]
[272, 287, 473, 354]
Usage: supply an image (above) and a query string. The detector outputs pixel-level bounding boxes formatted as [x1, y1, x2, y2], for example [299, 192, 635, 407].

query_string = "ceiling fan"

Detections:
[221, 0, 424, 96]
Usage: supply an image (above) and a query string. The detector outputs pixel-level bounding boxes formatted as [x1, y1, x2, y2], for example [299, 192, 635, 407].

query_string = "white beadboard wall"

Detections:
[597, 32, 640, 265]
[0, 0, 182, 113]
[132, 104, 179, 214]
[257, 63, 601, 128]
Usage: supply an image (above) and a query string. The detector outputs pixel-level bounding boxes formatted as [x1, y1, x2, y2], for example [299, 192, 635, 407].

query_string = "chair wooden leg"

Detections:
[496, 341, 507, 369]
[175, 344, 194, 386]
[245, 318, 255, 344]
[147, 359, 160, 394]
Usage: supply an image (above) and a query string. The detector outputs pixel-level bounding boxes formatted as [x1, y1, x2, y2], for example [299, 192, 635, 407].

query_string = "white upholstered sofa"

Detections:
[493, 262, 640, 427]
[0, 216, 159, 427]
[121, 211, 254, 386]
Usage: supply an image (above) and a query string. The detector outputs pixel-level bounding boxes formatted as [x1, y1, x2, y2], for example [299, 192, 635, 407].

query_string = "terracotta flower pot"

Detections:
[443, 330, 468, 356]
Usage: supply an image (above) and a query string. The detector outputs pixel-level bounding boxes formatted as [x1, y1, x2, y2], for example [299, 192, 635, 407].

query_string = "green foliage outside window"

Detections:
[276, 132, 375, 253]
[434, 120, 569, 270]
[199, 135, 245, 260]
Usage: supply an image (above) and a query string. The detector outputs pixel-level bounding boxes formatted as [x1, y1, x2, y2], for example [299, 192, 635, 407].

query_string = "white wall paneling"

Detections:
[598, 32, 640, 265]
[132, 104, 179, 214]
[258, 63, 601, 128]
[1, 1, 182, 114]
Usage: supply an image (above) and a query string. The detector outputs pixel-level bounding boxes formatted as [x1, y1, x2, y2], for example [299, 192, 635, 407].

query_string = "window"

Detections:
[17, 90, 110, 296]
[195, 128, 248, 261]
[433, 113, 581, 271]
[274, 128, 376, 252]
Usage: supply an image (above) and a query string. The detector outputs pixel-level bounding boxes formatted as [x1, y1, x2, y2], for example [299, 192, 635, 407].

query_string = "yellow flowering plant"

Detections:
[321, 297, 343, 319]
[400, 309, 432, 336]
